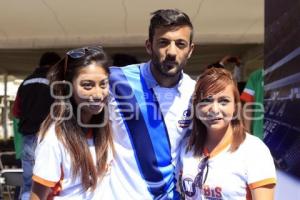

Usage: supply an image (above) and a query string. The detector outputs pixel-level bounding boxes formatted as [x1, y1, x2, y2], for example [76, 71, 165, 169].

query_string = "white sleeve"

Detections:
[245, 138, 276, 189]
[33, 128, 62, 186]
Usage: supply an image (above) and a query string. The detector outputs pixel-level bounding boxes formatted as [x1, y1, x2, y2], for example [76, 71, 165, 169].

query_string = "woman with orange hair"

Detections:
[178, 68, 276, 200]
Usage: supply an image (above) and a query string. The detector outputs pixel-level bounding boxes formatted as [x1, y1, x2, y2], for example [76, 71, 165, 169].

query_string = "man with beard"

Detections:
[108, 9, 195, 200]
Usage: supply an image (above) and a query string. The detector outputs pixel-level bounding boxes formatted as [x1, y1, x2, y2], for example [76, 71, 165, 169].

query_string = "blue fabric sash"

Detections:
[109, 65, 175, 198]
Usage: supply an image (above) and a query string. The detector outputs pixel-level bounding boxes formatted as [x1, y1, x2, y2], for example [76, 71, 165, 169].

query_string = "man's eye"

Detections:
[176, 42, 187, 49]
[159, 40, 169, 46]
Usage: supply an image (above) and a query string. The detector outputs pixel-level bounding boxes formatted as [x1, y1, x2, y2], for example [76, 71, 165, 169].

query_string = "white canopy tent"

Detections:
[0, 0, 263, 48]
[0, 0, 263, 75]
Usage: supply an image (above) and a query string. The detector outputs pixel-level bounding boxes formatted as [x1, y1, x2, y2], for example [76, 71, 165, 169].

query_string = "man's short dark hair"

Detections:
[39, 52, 61, 67]
[149, 9, 193, 43]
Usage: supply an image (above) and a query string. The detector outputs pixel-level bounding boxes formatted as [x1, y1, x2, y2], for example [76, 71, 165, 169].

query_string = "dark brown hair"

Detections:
[39, 47, 113, 191]
[149, 9, 193, 43]
[188, 67, 245, 156]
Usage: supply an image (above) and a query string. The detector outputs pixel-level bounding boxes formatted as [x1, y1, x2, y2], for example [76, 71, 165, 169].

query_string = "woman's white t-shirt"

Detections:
[179, 134, 276, 200]
[32, 124, 113, 199]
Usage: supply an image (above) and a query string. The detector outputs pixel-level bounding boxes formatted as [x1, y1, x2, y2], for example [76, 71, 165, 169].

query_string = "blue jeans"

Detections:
[21, 134, 37, 200]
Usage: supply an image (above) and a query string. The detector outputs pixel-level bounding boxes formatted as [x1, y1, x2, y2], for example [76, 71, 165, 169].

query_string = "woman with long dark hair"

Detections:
[179, 68, 276, 199]
[30, 46, 113, 200]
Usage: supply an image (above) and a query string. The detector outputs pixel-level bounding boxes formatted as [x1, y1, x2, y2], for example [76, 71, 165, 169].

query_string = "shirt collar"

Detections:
[141, 61, 185, 94]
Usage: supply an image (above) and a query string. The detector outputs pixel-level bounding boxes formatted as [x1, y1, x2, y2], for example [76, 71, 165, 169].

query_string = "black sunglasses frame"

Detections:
[66, 46, 103, 59]
[194, 155, 209, 189]
[64, 46, 103, 76]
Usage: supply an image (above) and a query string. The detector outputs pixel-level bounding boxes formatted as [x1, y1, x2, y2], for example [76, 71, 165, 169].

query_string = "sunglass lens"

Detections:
[67, 49, 85, 59]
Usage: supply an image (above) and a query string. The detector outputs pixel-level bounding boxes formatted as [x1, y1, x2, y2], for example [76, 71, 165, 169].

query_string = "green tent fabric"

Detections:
[13, 117, 23, 159]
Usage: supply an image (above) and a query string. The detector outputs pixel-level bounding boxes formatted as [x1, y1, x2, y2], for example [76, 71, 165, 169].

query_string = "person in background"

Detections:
[12, 117, 22, 160]
[30, 46, 114, 199]
[206, 55, 244, 93]
[12, 52, 61, 200]
[219, 55, 242, 82]
[108, 9, 195, 199]
[179, 67, 276, 199]
[240, 68, 264, 139]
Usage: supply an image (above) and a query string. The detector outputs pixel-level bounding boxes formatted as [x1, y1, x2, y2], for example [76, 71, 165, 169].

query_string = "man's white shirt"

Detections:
[107, 62, 195, 199]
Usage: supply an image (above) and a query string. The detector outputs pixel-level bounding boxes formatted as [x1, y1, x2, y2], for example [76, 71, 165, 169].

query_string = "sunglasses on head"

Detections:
[194, 155, 209, 189]
[64, 46, 103, 75]
[66, 46, 103, 59]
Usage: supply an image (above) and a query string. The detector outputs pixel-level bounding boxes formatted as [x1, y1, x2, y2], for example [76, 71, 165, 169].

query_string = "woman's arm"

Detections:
[251, 184, 275, 200]
[30, 181, 52, 200]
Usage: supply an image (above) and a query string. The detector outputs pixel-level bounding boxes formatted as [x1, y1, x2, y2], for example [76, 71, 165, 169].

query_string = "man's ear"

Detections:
[187, 43, 195, 59]
[145, 39, 152, 55]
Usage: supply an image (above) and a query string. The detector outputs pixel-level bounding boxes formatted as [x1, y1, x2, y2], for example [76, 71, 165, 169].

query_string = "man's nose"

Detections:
[166, 42, 177, 58]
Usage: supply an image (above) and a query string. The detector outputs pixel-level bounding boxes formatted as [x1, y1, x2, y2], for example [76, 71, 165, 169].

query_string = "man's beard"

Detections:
[151, 54, 183, 78]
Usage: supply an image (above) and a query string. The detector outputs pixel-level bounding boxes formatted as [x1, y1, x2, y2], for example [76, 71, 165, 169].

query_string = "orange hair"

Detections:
[188, 67, 245, 156]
